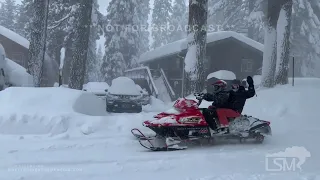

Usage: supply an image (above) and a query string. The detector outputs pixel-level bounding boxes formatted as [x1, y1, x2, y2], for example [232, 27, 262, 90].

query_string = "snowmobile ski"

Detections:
[132, 128, 187, 151]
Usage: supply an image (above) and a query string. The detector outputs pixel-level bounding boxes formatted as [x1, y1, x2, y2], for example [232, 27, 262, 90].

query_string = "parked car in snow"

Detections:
[105, 77, 143, 113]
[136, 84, 150, 105]
[83, 82, 109, 99]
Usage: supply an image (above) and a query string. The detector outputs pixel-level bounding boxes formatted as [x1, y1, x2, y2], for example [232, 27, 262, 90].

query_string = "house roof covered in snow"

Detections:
[139, 31, 264, 64]
[0, 25, 29, 49]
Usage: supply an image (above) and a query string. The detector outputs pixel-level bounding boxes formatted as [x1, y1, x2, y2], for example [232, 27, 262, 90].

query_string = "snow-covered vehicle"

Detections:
[106, 77, 143, 113]
[136, 84, 150, 105]
[83, 82, 109, 99]
[132, 93, 271, 151]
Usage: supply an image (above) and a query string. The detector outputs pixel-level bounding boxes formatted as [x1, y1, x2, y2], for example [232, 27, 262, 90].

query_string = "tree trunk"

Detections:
[274, 0, 293, 85]
[247, 0, 255, 39]
[27, 0, 49, 87]
[261, 0, 282, 88]
[68, 0, 93, 90]
[185, 0, 208, 93]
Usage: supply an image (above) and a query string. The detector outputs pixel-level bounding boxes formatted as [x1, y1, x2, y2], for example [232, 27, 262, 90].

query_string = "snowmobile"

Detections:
[131, 93, 272, 151]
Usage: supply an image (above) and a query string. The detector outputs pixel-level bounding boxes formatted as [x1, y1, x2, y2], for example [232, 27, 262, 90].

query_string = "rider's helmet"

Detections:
[212, 80, 227, 93]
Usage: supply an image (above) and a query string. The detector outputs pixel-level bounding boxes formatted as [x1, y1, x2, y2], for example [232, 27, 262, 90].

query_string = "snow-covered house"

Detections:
[137, 31, 264, 97]
[0, 25, 58, 86]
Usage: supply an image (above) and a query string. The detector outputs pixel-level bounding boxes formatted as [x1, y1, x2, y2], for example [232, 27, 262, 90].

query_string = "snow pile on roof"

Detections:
[83, 82, 109, 94]
[5, 58, 33, 86]
[0, 87, 107, 136]
[139, 31, 264, 63]
[108, 76, 141, 96]
[0, 25, 30, 48]
[207, 70, 236, 80]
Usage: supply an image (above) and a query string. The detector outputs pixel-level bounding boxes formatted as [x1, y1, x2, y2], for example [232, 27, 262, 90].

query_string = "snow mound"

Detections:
[0, 87, 107, 135]
[207, 70, 236, 80]
[108, 76, 140, 95]
[5, 58, 33, 86]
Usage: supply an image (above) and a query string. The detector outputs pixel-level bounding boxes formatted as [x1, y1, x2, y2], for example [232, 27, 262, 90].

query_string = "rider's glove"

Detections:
[246, 76, 254, 86]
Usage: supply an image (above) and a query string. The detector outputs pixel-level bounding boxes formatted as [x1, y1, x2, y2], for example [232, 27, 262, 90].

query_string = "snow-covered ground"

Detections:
[1, 78, 320, 180]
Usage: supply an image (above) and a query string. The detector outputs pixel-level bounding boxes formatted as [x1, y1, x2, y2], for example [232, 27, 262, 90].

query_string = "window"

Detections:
[241, 59, 253, 72]
[176, 59, 180, 68]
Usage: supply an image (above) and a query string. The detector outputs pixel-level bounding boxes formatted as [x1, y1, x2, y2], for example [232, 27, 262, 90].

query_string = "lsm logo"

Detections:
[265, 146, 311, 172]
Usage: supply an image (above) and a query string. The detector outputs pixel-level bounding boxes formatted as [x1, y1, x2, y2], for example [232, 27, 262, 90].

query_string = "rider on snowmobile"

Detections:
[227, 76, 255, 113]
[201, 80, 229, 130]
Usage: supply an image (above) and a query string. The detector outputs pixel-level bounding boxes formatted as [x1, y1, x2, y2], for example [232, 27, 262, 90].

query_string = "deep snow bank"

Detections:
[0, 87, 107, 136]
[243, 78, 320, 132]
[0, 87, 106, 115]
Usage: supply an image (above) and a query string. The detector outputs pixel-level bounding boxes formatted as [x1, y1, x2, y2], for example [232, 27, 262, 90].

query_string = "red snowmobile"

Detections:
[131, 93, 272, 151]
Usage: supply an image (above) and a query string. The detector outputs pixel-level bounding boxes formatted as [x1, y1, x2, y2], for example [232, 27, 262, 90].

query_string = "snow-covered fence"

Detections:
[124, 66, 159, 98]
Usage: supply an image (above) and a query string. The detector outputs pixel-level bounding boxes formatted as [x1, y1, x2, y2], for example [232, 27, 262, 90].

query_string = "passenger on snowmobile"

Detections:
[227, 76, 256, 113]
[201, 80, 229, 130]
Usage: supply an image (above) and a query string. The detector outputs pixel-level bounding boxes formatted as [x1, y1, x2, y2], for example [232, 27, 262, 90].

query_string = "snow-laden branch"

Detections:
[47, 4, 78, 30]
[47, 13, 73, 30]
[220, 5, 242, 28]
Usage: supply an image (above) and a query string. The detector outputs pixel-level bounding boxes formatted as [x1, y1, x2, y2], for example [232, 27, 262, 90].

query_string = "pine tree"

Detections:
[96, 44, 104, 81]
[68, 0, 93, 89]
[27, 0, 49, 87]
[184, 0, 208, 93]
[49, 0, 81, 84]
[168, 0, 187, 42]
[261, 0, 282, 88]
[101, 0, 140, 82]
[291, 0, 320, 77]
[274, 0, 293, 84]
[15, 0, 33, 39]
[151, 0, 172, 48]
[0, 0, 17, 31]
[135, 0, 150, 56]
[208, 0, 247, 32]
[86, 0, 100, 82]
[46, 0, 71, 68]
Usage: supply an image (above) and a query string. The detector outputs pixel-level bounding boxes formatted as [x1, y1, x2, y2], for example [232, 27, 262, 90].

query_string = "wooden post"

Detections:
[292, 56, 294, 86]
